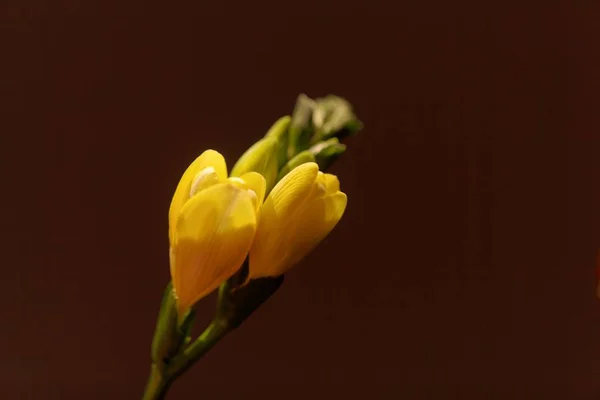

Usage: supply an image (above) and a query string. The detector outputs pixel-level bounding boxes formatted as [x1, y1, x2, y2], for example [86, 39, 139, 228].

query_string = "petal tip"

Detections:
[302, 162, 319, 173]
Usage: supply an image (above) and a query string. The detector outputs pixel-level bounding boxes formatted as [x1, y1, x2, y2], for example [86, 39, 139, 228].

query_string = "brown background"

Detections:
[2, 1, 599, 399]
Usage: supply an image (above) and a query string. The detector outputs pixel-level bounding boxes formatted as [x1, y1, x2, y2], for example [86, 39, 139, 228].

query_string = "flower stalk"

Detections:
[142, 94, 362, 399]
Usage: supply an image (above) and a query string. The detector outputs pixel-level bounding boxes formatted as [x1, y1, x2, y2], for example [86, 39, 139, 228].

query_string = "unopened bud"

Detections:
[231, 137, 279, 193]
[311, 95, 362, 144]
[264, 115, 291, 170]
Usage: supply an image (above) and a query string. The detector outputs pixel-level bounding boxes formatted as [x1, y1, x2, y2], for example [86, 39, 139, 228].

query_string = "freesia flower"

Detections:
[168, 150, 266, 314]
[247, 162, 347, 279]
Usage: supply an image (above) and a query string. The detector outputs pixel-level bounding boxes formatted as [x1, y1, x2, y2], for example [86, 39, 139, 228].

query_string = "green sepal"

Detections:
[215, 261, 284, 329]
[308, 138, 347, 171]
[150, 283, 181, 364]
[175, 309, 195, 349]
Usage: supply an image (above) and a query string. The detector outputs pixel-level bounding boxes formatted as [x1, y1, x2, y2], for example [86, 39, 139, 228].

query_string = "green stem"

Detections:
[142, 364, 171, 400]
[142, 272, 277, 398]
[141, 320, 228, 400]
[142, 319, 230, 400]
[166, 318, 230, 381]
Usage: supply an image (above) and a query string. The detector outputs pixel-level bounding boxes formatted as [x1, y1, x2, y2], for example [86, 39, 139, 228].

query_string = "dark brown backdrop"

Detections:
[2, 1, 599, 399]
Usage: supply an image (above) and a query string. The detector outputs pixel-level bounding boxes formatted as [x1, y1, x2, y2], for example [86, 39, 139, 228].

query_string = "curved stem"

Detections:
[166, 318, 230, 381]
[141, 320, 228, 400]
[141, 272, 279, 399]
[142, 364, 171, 400]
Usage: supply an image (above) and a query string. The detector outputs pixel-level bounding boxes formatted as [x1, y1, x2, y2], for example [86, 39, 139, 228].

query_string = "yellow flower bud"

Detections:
[230, 137, 279, 194]
[168, 150, 266, 314]
[248, 162, 347, 279]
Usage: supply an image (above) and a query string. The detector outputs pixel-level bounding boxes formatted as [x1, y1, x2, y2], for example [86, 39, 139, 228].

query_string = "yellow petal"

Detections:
[170, 182, 257, 314]
[246, 163, 318, 276]
[168, 150, 227, 244]
[317, 172, 340, 194]
[225, 173, 266, 212]
[238, 172, 267, 209]
[189, 167, 220, 197]
[248, 170, 347, 279]
[280, 192, 347, 271]
[267, 162, 319, 218]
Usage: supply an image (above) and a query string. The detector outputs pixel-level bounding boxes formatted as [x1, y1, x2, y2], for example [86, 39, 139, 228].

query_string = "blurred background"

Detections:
[2, 1, 599, 399]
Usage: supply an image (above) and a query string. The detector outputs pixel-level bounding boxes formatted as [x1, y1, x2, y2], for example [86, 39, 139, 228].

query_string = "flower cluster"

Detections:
[169, 152, 346, 314]
[144, 94, 361, 400]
